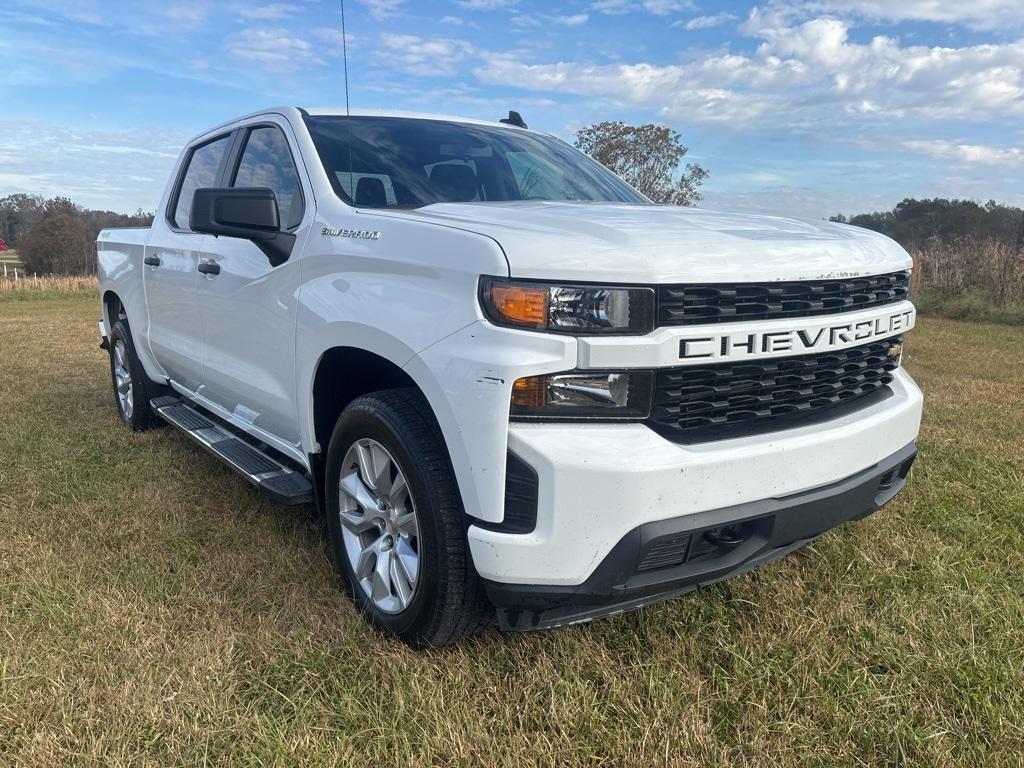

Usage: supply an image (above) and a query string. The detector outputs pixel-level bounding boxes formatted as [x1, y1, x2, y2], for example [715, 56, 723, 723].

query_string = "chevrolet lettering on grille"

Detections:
[678, 307, 915, 361]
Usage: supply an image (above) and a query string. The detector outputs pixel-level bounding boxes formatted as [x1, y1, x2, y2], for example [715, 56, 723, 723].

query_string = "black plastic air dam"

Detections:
[484, 442, 917, 632]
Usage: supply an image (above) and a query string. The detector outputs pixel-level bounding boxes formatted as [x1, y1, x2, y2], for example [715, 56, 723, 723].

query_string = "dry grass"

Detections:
[1, 294, 1023, 766]
[0, 274, 97, 300]
[911, 237, 1024, 325]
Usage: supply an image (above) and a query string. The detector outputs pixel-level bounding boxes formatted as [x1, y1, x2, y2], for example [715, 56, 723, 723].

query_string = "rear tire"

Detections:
[325, 388, 492, 648]
[108, 318, 162, 431]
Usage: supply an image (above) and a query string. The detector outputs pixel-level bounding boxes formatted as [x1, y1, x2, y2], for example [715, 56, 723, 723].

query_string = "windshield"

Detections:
[304, 116, 649, 208]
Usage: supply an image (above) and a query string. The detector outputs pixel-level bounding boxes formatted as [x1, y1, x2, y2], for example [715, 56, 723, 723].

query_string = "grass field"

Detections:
[1, 294, 1022, 766]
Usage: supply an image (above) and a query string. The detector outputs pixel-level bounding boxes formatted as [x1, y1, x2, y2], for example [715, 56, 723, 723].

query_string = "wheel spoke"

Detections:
[394, 511, 418, 537]
[395, 537, 418, 589]
[369, 443, 392, 495]
[355, 443, 378, 491]
[390, 552, 413, 609]
[338, 509, 378, 535]
[371, 547, 393, 605]
[387, 471, 408, 508]
[339, 471, 379, 515]
[354, 539, 377, 581]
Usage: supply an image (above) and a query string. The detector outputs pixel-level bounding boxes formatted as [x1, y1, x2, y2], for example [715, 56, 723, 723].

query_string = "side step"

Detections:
[151, 395, 313, 506]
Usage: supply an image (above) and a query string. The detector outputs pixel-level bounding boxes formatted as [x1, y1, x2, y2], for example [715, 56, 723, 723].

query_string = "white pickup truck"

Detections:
[97, 107, 922, 647]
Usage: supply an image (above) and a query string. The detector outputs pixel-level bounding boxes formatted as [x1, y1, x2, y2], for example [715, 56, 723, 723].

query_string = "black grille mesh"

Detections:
[658, 271, 910, 326]
[637, 533, 692, 571]
[650, 337, 902, 441]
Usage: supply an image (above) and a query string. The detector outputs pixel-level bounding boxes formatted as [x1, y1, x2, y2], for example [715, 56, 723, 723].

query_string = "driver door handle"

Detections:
[143, 254, 161, 267]
[197, 261, 221, 276]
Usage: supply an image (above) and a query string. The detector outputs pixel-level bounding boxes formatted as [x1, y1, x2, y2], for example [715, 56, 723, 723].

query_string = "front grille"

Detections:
[658, 271, 910, 326]
[650, 336, 902, 442]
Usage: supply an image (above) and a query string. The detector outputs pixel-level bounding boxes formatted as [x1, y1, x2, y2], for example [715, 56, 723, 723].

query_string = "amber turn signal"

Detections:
[487, 283, 549, 328]
[511, 375, 547, 408]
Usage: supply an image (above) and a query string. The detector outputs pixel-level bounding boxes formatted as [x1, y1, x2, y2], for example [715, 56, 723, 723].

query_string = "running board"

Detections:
[151, 395, 313, 506]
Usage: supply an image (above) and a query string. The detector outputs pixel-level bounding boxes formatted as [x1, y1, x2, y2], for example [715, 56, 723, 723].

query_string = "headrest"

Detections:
[429, 163, 478, 203]
[355, 176, 387, 207]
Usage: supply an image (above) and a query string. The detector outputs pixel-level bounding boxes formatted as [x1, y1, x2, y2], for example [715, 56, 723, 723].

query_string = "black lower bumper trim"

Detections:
[484, 442, 917, 631]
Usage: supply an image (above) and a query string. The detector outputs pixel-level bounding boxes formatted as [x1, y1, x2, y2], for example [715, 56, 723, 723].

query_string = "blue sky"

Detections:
[1, 0, 1022, 218]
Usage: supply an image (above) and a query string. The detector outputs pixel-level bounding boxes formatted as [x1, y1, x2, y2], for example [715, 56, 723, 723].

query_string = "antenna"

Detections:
[339, 0, 354, 202]
[339, 0, 350, 117]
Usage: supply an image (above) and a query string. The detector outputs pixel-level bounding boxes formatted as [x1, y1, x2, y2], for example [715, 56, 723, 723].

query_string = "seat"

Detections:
[355, 176, 388, 207]
[429, 164, 478, 203]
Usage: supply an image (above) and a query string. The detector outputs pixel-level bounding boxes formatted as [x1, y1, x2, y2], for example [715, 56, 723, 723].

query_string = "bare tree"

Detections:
[574, 121, 708, 206]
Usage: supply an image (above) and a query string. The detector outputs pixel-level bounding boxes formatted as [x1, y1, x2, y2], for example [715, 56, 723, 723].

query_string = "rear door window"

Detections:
[231, 126, 305, 230]
[170, 135, 232, 230]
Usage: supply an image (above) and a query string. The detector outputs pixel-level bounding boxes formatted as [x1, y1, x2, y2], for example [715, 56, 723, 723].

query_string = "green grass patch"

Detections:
[1, 296, 1022, 766]
[915, 287, 1024, 326]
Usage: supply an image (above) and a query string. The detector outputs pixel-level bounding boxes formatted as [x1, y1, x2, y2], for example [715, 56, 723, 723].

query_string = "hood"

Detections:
[398, 201, 912, 283]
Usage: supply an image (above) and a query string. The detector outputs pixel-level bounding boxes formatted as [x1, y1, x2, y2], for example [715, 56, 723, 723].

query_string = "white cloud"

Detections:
[591, 0, 694, 13]
[681, 13, 738, 30]
[357, 0, 406, 20]
[454, 0, 517, 8]
[311, 28, 353, 47]
[641, 0, 694, 14]
[0, 119, 187, 213]
[509, 13, 543, 28]
[475, 16, 1024, 127]
[902, 139, 1024, 165]
[226, 28, 322, 71]
[591, 0, 631, 13]
[239, 4, 300, 20]
[440, 15, 465, 25]
[165, 3, 207, 26]
[557, 13, 589, 26]
[379, 34, 475, 75]
[802, 0, 1024, 31]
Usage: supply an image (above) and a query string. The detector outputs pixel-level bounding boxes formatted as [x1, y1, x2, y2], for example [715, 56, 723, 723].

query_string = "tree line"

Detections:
[830, 198, 1023, 252]
[833, 198, 1024, 314]
[0, 194, 153, 275]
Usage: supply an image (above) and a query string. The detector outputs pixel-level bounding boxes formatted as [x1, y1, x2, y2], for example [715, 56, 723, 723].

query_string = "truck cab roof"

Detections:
[191, 106, 535, 147]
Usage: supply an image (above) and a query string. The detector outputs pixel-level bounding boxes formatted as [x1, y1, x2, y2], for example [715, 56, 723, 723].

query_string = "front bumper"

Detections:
[485, 441, 917, 631]
[468, 367, 923, 588]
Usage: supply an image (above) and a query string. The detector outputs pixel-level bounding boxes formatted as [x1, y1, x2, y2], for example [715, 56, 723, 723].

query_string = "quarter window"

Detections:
[232, 126, 305, 230]
[171, 135, 231, 229]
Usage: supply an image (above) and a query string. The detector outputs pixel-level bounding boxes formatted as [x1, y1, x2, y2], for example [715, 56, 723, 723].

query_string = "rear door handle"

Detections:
[197, 261, 221, 276]
[143, 255, 161, 267]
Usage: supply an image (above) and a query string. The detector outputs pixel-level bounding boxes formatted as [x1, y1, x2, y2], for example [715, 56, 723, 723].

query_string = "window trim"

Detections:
[165, 131, 236, 233]
[225, 122, 307, 233]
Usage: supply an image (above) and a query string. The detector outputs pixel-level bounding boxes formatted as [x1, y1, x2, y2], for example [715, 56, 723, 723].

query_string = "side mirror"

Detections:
[190, 187, 295, 267]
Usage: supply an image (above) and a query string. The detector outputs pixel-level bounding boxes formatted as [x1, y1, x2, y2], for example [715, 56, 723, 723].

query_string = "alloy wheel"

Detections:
[113, 339, 134, 419]
[338, 438, 421, 614]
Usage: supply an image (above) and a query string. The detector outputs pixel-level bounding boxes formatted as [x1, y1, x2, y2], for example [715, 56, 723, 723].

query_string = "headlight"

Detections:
[480, 278, 655, 335]
[510, 371, 654, 419]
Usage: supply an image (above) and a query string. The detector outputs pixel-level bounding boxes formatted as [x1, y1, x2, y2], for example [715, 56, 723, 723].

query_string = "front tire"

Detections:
[108, 318, 161, 430]
[325, 389, 491, 648]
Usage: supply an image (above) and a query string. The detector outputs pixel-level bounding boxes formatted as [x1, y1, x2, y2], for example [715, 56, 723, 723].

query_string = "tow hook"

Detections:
[704, 526, 744, 549]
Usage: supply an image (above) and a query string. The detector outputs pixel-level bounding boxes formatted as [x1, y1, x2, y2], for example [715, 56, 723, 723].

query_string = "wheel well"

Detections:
[103, 290, 125, 327]
[311, 347, 420, 455]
